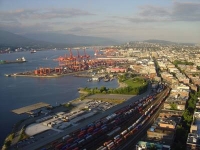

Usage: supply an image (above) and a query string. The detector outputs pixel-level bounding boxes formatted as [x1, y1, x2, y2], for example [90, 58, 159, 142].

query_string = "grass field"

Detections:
[124, 78, 147, 88]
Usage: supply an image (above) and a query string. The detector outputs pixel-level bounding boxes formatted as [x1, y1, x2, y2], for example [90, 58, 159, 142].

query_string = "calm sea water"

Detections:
[0, 49, 118, 146]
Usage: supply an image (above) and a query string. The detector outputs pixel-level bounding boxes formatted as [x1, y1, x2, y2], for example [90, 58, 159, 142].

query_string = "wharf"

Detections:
[73, 74, 93, 78]
[4, 68, 101, 78]
[12, 102, 51, 115]
[5, 70, 88, 78]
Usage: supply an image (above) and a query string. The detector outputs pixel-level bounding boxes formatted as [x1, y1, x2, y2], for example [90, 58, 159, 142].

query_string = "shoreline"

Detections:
[4, 67, 104, 78]
[5, 70, 89, 78]
[3, 77, 147, 149]
[117, 80, 127, 88]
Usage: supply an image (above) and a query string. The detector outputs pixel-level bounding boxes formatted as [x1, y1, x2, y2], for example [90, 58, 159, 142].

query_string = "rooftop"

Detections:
[187, 133, 200, 146]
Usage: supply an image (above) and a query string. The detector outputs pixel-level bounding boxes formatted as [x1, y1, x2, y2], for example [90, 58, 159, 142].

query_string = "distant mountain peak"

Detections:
[0, 30, 118, 48]
[144, 39, 175, 44]
[23, 32, 118, 46]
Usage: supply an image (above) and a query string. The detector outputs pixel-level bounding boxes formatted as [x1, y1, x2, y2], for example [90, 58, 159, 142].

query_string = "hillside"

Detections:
[144, 39, 175, 44]
[0, 30, 41, 46]
[24, 33, 118, 46]
[144, 39, 195, 45]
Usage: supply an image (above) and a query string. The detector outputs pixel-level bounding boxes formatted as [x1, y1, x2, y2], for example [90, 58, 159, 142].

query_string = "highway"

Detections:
[14, 83, 153, 150]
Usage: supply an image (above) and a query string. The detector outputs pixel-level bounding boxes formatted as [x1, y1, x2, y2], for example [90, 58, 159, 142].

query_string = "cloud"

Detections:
[0, 8, 94, 22]
[68, 27, 85, 32]
[139, 5, 170, 17]
[116, 2, 200, 23]
[0, 22, 53, 34]
[172, 2, 200, 21]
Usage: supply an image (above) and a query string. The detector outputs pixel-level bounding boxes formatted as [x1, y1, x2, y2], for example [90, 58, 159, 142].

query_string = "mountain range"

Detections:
[0, 30, 118, 48]
[0, 30, 195, 49]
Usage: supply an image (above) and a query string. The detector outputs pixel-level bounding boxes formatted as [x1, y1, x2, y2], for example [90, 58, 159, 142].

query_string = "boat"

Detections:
[87, 79, 92, 82]
[104, 78, 110, 82]
[0, 57, 27, 64]
[5, 74, 11, 77]
[30, 50, 36, 53]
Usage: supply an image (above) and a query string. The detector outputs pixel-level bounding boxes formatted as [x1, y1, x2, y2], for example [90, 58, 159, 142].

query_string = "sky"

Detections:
[0, 0, 200, 43]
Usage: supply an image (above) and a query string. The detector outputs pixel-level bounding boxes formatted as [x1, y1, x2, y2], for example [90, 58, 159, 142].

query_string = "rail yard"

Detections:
[10, 83, 169, 150]
[42, 84, 168, 150]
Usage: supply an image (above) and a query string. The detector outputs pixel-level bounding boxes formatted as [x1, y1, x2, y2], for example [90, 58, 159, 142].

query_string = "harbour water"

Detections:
[0, 49, 118, 146]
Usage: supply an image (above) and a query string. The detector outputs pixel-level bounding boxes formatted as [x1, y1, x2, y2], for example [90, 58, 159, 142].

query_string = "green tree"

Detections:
[170, 103, 178, 110]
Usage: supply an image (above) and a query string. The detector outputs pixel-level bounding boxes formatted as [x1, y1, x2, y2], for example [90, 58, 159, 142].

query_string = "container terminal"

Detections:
[5, 48, 129, 78]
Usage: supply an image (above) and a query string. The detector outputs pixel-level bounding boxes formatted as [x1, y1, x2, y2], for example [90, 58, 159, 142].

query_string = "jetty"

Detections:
[12, 102, 51, 115]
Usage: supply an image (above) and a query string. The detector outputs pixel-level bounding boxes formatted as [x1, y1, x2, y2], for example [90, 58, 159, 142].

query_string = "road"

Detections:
[12, 83, 152, 150]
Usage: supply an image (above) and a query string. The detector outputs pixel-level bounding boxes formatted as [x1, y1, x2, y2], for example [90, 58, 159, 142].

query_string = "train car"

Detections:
[136, 124, 142, 129]
[106, 142, 115, 150]
[95, 122, 102, 128]
[77, 139, 85, 145]
[127, 125, 134, 131]
[97, 146, 104, 150]
[62, 135, 71, 141]
[69, 143, 78, 149]
[97, 146, 107, 150]
[66, 137, 74, 144]
[114, 137, 123, 145]
[104, 140, 113, 146]
[130, 128, 137, 134]
[78, 133, 85, 138]
[113, 134, 121, 140]
[93, 129, 102, 136]
[101, 126, 108, 132]
[120, 130, 128, 136]
[87, 122, 94, 127]
[85, 135, 92, 141]
[107, 127, 121, 137]
[123, 132, 131, 139]
[87, 127, 94, 133]
[55, 143, 64, 150]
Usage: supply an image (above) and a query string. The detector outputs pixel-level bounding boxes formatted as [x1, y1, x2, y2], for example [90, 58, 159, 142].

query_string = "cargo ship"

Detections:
[0, 57, 27, 64]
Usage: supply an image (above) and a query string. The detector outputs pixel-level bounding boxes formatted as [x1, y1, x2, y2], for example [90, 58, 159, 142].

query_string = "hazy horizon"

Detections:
[0, 0, 200, 43]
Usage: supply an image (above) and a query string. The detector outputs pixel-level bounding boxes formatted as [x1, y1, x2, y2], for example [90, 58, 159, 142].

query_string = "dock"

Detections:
[12, 102, 51, 115]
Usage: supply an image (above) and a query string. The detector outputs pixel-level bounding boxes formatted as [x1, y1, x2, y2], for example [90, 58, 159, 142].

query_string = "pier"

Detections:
[12, 102, 51, 115]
